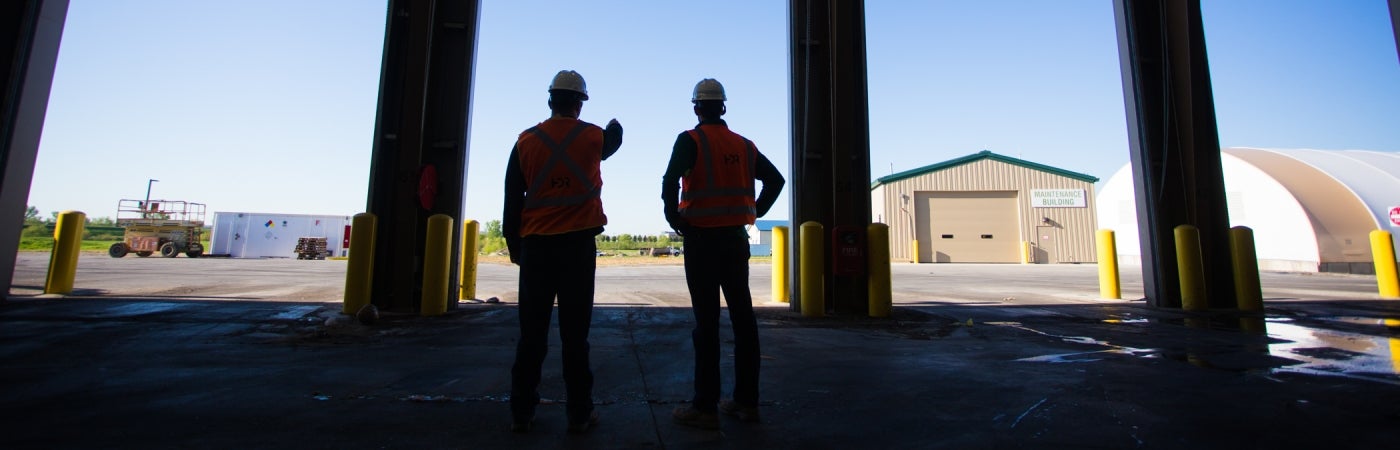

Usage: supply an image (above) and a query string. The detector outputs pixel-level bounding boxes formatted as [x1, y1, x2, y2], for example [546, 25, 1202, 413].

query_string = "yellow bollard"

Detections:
[911, 239, 919, 263]
[459, 220, 480, 301]
[867, 223, 892, 318]
[1230, 226, 1264, 311]
[1390, 337, 1400, 375]
[1174, 225, 1207, 311]
[799, 221, 825, 317]
[421, 214, 453, 316]
[342, 213, 378, 315]
[44, 210, 86, 295]
[1371, 230, 1399, 299]
[772, 225, 790, 303]
[1097, 229, 1121, 299]
[1022, 241, 1032, 264]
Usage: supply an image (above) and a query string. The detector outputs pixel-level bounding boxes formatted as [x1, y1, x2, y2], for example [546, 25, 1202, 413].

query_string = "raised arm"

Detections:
[602, 119, 623, 160]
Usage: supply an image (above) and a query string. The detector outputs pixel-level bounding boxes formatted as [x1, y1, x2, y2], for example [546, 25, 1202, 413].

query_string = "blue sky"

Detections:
[28, 0, 1399, 236]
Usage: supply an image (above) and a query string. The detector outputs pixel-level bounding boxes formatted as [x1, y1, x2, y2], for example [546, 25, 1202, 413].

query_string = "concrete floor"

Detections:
[3, 253, 1399, 448]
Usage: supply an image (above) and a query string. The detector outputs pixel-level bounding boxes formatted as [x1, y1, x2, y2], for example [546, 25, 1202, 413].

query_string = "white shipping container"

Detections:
[210, 212, 353, 259]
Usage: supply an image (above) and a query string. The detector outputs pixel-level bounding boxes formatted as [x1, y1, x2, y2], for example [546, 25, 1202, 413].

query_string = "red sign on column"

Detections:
[1389, 206, 1400, 227]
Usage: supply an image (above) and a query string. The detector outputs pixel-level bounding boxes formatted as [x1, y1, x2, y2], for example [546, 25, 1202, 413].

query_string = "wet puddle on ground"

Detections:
[992, 316, 1400, 384]
[1263, 317, 1400, 383]
[986, 321, 1159, 363]
[98, 302, 186, 317]
[271, 305, 322, 320]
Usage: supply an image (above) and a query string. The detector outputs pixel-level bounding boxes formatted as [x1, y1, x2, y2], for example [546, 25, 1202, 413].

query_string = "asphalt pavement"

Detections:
[3, 253, 1399, 449]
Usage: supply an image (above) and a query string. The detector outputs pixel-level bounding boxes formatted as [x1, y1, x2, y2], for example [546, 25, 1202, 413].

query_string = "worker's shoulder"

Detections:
[569, 118, 605, 131]
[706, 124, 753, 141]
[518, 119, 604, 137]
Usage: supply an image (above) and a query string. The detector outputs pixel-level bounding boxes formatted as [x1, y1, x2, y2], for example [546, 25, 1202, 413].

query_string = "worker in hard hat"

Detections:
[662, 78, 785, 429]
[503, 69, 622, 434]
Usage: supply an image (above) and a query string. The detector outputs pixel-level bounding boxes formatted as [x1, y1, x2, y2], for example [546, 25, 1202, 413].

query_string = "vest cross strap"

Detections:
[523, 122, 599, 208]
[680, 125, 758, 227]
[517, 119, 607, 237]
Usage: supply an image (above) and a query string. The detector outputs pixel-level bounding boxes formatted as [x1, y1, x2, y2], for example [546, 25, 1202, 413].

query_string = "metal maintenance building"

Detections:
[871, 150, 1100, 264]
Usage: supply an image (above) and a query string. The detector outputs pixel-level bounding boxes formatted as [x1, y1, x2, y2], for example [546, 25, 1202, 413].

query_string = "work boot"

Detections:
[567, 410, 599, 434]
[719, 399, 760, 423]
[671, 406, 719, 429]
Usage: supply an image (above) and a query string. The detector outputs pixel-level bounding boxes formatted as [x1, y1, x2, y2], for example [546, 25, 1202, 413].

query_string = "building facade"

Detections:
[871, 151, 1099, 264]
[1097, 147, 1400, 273]
[745, 219, 788, 256]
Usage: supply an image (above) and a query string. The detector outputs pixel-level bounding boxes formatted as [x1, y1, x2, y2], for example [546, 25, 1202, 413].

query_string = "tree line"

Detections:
[474, 220, 680, 255]
[20, 205, 123, 241]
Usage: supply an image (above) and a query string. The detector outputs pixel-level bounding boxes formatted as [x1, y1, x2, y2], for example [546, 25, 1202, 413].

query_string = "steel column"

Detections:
[789, 0, 830, 315]
[827, 0, 873, 315]
[788, 0, 873, 315]
[1, 0, 69, 298]
[1390, 0, 1399, 65]
[366, 0, 479, 312]
[1113, 0, 1236, 309]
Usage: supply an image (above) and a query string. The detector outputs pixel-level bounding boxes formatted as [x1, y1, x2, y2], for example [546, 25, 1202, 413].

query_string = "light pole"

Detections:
[144, 179, 159, 217]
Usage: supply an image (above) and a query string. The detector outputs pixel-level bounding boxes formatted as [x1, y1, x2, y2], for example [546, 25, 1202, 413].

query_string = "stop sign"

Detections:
[1391, 206, 1400, 227]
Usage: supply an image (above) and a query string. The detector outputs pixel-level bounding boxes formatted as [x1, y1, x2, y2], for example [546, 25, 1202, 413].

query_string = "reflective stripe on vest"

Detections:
[680, 128, 757, 201]
[681, 204, 757, 218]
[516, 119, 607, 237]
[522, 122, 599, 209]
[679, 126, 757, 226]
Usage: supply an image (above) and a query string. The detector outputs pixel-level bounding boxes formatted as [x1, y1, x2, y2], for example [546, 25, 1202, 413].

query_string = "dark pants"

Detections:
[511, 231, 596, 423]
[683, 230, 760, 411]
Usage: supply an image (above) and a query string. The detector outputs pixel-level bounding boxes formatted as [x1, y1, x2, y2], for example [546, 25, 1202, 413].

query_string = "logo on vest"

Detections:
[551, 177, 571, 188]
[724, 154, 740, 164]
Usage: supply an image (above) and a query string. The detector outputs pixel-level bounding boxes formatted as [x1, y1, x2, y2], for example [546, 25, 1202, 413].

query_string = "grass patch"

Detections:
[16, 237, 212, 253]
[17, 237, 121, 252]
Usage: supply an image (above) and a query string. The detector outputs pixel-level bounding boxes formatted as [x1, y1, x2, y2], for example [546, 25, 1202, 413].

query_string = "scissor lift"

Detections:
[108, 199, 207, 258]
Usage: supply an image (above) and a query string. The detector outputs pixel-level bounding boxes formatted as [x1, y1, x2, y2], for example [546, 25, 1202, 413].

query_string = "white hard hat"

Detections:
[692, 78, 726, 102]
[549, 70, 588, 100]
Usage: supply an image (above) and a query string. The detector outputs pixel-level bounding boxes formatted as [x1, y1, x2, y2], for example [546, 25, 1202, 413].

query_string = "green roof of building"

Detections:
[870, 150, 1099, 189]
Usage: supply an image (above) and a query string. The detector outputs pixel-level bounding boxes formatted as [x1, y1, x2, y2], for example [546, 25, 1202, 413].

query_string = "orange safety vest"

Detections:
[516, 118, 608, 236]
[680, 124, 757, 227]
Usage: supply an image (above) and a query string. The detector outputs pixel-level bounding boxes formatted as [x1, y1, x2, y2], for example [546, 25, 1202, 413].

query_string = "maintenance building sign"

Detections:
[1031, 189, 1086, 208]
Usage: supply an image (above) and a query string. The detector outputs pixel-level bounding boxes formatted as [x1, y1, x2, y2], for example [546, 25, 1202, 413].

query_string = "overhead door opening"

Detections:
[915, 191, 1020, 263]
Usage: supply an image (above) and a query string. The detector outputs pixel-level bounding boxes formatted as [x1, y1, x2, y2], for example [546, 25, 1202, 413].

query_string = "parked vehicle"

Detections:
[644, 246, 682, 257]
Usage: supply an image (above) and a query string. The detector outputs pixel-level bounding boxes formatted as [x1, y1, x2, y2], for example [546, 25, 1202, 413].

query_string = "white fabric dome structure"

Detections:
[1097, 148, 1400, 273]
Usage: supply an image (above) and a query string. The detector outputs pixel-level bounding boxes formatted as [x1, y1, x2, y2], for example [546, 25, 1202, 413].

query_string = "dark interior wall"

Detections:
[1, 0, 69, 296]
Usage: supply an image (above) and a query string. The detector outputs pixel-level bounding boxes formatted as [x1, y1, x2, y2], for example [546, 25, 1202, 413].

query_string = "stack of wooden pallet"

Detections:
[295, 237, 328, 260]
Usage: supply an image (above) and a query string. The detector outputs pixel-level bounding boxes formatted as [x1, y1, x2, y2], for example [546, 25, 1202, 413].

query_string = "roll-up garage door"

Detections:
[918, 191, 1020, 263]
